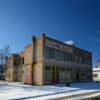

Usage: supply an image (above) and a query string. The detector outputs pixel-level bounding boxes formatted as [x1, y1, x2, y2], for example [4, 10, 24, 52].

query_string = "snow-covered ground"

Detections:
[0, 82, 100, 100]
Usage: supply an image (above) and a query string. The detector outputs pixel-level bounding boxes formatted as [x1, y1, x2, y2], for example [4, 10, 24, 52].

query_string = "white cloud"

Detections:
[64, 40, 75, 46]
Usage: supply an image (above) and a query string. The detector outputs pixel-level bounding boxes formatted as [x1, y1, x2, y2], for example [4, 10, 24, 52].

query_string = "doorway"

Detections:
[76, 73, 79, 82]
[52, 67, 59, 84]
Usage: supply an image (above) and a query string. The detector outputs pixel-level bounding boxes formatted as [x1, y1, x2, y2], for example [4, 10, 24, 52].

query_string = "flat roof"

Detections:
[93, 68, 100, 71]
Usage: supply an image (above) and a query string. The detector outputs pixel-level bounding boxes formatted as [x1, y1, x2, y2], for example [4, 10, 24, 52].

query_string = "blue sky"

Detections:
[0, 0, 99, 67]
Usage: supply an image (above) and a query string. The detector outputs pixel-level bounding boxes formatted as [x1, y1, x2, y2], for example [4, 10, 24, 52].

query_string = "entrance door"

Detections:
[56, 67, 59, 83]
[52, 67, 59, 84]
[52, 68, 56, 84]
[76, 73, 79, 82]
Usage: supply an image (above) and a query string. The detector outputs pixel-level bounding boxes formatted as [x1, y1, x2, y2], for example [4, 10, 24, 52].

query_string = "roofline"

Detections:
[45, 36, 92, 54]
[25, 44, 31, 49]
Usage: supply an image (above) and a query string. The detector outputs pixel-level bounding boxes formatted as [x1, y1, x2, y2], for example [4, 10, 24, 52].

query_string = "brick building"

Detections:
[23, 34, 92, 85]
[5, 53, 24, 82]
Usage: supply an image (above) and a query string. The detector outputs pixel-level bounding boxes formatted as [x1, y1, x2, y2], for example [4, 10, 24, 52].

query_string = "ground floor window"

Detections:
[79, 73, 87, 81]
[93, 74, 98, 78]
[76, 71, 92, 82]
[59, 71, 66, 81]
[45, 66, 52, 83]
[45, 66, 72, 84]
[45, 70, 52, 81]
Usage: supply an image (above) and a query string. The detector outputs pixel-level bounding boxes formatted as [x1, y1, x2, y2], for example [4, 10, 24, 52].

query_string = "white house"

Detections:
[93, 68, 100, 82]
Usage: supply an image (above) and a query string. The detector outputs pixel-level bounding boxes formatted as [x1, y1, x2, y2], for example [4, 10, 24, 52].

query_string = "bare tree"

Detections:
[0, 46, 10, 66]
[0, 46, 11, 80]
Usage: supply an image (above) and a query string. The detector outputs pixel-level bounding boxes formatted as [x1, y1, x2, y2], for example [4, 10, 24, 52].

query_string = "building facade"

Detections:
[5, 54, 24, 82]
[23, 34, 92, 85]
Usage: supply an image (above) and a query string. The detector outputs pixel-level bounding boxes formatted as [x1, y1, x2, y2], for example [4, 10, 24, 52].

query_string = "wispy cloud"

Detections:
[97, 30, 100, 35]
[89, 36, 100, 43]
[64, 40, 75, 46]
[89, 30, 100, 44]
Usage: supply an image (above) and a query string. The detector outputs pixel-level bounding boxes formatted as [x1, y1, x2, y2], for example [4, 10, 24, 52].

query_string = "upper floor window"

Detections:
[45, 46, 91, 66]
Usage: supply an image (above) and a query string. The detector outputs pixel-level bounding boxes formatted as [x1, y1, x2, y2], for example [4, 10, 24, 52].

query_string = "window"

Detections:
[69, 53, 72, 62]
[93, 74, 98, 78]
[50, 49, 54, 59]
[45, 47, 55, 59]
[45, 66, 51, 70]
[79, 57, 82, 64]
[88, 59, 92, 66]
[45, 47, 50, 59]
[45, 70, 52, 82]
[14, 62, 18, 66]
[52, 66, 55, 71]
[72, 55, 75, 63]
[45, 66, 52, 82]
[60, 67, 65, 71]
[22, 58, 24, 64]
[81, 57, 86, 64]
[60, 52, 65, 61]
[76, 56, 79, 64]
[66, 53, 69, 61]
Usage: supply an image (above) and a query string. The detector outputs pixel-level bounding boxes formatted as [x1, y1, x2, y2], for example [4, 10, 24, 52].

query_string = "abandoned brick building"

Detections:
[5, 34, 92, 85]
[23, 34, 92, 85]
[5, 53, 24, 82]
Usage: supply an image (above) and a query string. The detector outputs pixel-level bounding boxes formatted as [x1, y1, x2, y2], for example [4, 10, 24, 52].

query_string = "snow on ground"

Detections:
[0, 82, 100, 100]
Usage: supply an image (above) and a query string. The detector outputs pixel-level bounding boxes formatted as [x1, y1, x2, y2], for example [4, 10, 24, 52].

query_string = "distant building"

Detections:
[93, 60, 100, 82]
[93, 68, 100, 82]
[23, 34, 92, 85]
[5, 53, 24, 82]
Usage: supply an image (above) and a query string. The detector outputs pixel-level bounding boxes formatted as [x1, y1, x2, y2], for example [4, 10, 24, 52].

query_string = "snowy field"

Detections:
[0, 82, 100, 100]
